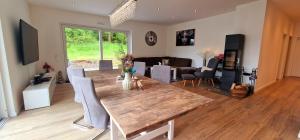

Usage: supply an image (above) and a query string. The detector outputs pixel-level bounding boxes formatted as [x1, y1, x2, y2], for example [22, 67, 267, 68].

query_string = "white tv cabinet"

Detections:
[23, 72, 56, 110]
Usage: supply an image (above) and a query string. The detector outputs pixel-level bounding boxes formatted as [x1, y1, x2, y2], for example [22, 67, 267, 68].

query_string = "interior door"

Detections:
[288, 37, 300, 77]
[277, 35, 291, 80]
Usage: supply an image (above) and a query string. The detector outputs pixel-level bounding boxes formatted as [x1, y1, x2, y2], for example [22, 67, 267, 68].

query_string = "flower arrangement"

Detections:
[215, 53, 224, 61]
[121, 54, 136, 75]
[199, 48, 215, 66]
[42, 62, 54, 73]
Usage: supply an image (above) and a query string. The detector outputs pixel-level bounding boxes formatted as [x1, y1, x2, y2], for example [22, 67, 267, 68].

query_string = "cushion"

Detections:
[201, 66, 213, 72]
[194, 71, 204, 77]
[181, 74, 196, 80]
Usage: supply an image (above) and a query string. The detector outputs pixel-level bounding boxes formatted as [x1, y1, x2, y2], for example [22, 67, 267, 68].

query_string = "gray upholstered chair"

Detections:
[151, 65, 171, 84]
[133, 62, 146, 76]
[66, 66, 92, 129]
[72, 76, 109, 138]
[194, 58, 220, 87]
[66, 66, 85, 103]
[99, 60, 113, 70]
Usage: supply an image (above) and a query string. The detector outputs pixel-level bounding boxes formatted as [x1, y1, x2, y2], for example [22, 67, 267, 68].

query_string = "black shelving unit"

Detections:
[220, 34, 245, 91]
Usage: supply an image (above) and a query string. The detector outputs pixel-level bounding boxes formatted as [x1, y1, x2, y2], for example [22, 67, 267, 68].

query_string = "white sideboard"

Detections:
[23, 72, 56, 110]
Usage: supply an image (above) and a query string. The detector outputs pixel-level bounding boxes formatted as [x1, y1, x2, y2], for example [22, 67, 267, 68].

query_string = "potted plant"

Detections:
[42, 62, 54, 73]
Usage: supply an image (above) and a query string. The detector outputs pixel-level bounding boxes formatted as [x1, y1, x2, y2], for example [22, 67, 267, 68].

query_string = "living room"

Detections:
[1, 0, 300, 140]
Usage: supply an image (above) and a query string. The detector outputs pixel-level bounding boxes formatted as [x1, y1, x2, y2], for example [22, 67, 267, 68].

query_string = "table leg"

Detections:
[111, 119, 118, 140]
[173, 69, 177, 80]
[168, 120, 174, 140]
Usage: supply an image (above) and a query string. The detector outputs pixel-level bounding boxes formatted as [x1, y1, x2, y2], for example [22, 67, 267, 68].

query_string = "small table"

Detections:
[89, 71, 213, 140]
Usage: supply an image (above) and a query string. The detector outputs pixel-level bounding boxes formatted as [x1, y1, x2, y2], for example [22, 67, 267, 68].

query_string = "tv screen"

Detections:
[20, 19, 39, 65]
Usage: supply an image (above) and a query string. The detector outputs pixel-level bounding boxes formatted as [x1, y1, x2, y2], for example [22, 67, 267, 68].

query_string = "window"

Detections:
[102, 31, 128, 68]
[63, 26, 129, 70]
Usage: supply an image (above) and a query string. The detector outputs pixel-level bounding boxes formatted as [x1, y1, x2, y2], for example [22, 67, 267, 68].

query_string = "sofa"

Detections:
[133, 56, 196, 79]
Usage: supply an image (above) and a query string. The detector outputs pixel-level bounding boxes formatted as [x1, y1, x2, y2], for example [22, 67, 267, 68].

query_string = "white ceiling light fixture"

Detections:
[109, 0, 138, 27]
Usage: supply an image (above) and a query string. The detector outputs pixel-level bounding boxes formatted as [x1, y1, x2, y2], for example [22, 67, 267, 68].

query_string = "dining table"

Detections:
[86, 70, 213, 140]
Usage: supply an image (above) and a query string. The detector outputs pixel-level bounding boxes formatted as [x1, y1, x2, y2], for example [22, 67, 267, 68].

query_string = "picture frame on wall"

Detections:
[176, 29, 195, 46]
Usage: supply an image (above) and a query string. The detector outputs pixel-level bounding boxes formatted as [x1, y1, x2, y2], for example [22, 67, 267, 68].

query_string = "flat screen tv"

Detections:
[20, 19, 39, 65]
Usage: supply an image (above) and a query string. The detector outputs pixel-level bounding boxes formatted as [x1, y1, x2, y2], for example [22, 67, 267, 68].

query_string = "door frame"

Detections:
[276, 34, 292, 80]
[60, 23, 131, 75]
[283, 36, 293, 77]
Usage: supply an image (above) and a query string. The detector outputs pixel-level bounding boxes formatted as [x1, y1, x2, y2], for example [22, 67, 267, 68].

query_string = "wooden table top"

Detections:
[86, 70, 213, 138]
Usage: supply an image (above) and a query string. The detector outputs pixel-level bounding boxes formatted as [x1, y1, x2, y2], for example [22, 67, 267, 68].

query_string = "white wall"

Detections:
[0, 0, 36, 117]
[166, 12, 235, 67]
[29, 5, 167, 78]
[234, 0, 267, 71]
[166, 0, 267, 74]
[256, 0, 294, 91]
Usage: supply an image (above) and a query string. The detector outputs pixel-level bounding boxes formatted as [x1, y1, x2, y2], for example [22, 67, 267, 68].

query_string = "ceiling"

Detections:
[27, 0, 258, 25]
[271, 0, 300, 21]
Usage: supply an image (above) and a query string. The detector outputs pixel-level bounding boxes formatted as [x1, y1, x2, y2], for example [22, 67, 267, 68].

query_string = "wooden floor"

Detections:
[1, 77, 300, 140]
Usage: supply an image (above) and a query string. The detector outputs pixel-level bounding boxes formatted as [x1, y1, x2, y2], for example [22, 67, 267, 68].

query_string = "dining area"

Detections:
[66, 56, 213, 140]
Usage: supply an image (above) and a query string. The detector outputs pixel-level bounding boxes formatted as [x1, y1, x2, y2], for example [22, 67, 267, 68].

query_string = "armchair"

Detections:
[194, 58, 220, 87]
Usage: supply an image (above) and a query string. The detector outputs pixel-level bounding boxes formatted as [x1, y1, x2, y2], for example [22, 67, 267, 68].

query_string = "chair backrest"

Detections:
[151, 65, 171, 83]
[99, 60, 113, 70]
[207, 58, 219, 70]
[205, 58, 220, 77]
[66, 66, 85, 103]
[72, 76, 109, 129]
[133, 62, 146, 76]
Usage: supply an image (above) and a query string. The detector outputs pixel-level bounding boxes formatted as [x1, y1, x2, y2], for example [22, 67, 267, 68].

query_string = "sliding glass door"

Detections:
[64, 27, 101, 70]
[102, 31, 128, 68]
[63, 26, 128, 70]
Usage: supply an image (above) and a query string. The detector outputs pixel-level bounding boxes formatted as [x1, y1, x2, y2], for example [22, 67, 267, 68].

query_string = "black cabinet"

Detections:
[220, 34, 245, 91]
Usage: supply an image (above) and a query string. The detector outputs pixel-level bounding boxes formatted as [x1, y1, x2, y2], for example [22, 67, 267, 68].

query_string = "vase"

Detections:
[122, 73, 132, 90]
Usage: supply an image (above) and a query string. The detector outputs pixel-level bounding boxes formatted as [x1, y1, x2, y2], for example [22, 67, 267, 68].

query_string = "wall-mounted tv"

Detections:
[20, 19, 39, 65]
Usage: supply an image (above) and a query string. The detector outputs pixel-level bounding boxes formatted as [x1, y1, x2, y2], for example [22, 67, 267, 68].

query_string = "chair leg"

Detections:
[198, 79, 202, 87]
[210, 79, 215, 87]
[183, 80, 187, 87]
[73, 115, 93, 129]
[192, 80, 195, 87]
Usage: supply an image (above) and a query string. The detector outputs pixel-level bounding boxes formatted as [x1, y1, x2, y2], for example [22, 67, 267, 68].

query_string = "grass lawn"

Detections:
[66, 41, 128, 68]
